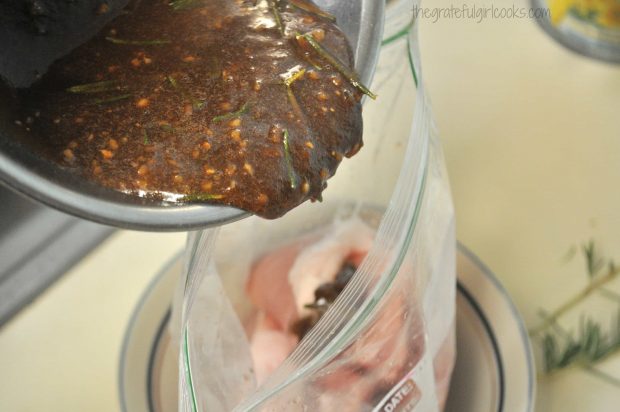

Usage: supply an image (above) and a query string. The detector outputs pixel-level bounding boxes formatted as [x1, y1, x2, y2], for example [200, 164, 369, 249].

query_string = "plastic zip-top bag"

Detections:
[173, 0, 456, 410]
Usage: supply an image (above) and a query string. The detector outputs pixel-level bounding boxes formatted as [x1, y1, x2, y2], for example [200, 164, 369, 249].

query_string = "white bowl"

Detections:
[119, 244, 535, 411]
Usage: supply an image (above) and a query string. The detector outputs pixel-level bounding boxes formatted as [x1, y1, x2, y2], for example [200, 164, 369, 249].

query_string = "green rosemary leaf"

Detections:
[92, 93, 132, 105]
[169, 0, 204, 11]
[106, 37, 171, 46]
[142, 129, 149, 145]
[538, 311, 620, 381]
[180, 193, 224, 202]
[160, 124, 175, 133]
[302, 54, 323, 70]
[286, 86, 304, 119]
[281, 66, 306, 117]
[296, 32, 377, 99]
[268, 0, 285, 36]
[542, 334, 558, 372]
[192, 101, 206, 110]
[167, 76, 179, 88]
[212, 102, 249, 122]
[615, 307, 620, 340]
[282, 129, 298, 189]
[529, 245, 620, 336]
[67, 80, 119, 94]
[167, 76, 205, 111]
[561, 244, 577, 263]
[288, 0, 336, 21]
[581, 318, 603, 360]
[282, 66, 306, 87]
[533, 240, 620, 387]
[557, 339, 581, 368]
[583, 240, 605, 278]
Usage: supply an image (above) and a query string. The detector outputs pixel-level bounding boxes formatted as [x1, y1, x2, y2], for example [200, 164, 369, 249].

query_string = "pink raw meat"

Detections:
[250, 313, 298, 384]
[244, 219, 455, 410]
[313, 293, 426, 411]
[246, 220, 374, 387]
[287, 219, 375, 314]
[246, 241, 303, 330]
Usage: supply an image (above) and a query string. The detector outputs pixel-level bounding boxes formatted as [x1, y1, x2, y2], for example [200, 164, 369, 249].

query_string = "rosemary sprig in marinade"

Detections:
[180, 193, 224, 202]
[282, 129, 298, 189]
[92, 94, 133, 105]
[166, 76, 206, 110]
[105, 37, 171, 45]
[15, 0, 365, 219]
[295, 32, 377, 99]
[288, 0, 336, 21]
[282, 66, 306, 119]
[67, 80, 120, 94]
[211, 102, 250, 123]
[169, 0, 205, 11]
[268, 0, 285, 36]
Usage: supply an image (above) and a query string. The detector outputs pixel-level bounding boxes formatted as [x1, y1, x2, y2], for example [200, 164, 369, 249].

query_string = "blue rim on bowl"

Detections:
[449, 244, 536, 412]
[119, 244, 536, 412]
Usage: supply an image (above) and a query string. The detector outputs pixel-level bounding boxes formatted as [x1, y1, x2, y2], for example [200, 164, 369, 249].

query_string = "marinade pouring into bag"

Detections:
[174, 1, 456, 410]
[9, 0, 373, 218]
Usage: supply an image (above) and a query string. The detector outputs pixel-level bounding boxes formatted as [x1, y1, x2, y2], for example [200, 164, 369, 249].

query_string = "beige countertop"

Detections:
[1, 0, 620, 410]
[419, 0, 620, 409]
[0, 232, 186, 411]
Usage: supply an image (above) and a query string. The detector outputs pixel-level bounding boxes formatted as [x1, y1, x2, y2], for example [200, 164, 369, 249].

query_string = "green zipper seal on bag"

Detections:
[381, 19, 414, 46]
[184, 327, 199, 412]
[379, 18, 418, 86]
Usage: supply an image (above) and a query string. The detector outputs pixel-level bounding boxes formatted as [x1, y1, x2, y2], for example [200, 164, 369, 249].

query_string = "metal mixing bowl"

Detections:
[0, 0, 383, 230]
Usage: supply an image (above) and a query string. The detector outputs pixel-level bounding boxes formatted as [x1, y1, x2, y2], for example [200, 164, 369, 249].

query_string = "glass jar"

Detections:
[533, 0, 620, 62]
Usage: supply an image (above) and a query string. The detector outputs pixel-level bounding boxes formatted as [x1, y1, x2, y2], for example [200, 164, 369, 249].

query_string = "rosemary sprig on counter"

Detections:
[540, 310, 620, 381]
[531, 241, 620, 387]
[530, 241, 619, 335]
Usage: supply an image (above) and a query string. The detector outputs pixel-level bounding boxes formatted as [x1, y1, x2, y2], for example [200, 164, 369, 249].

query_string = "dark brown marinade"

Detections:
[290, 261, 357, 340]
[11, 0, 365, 218]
